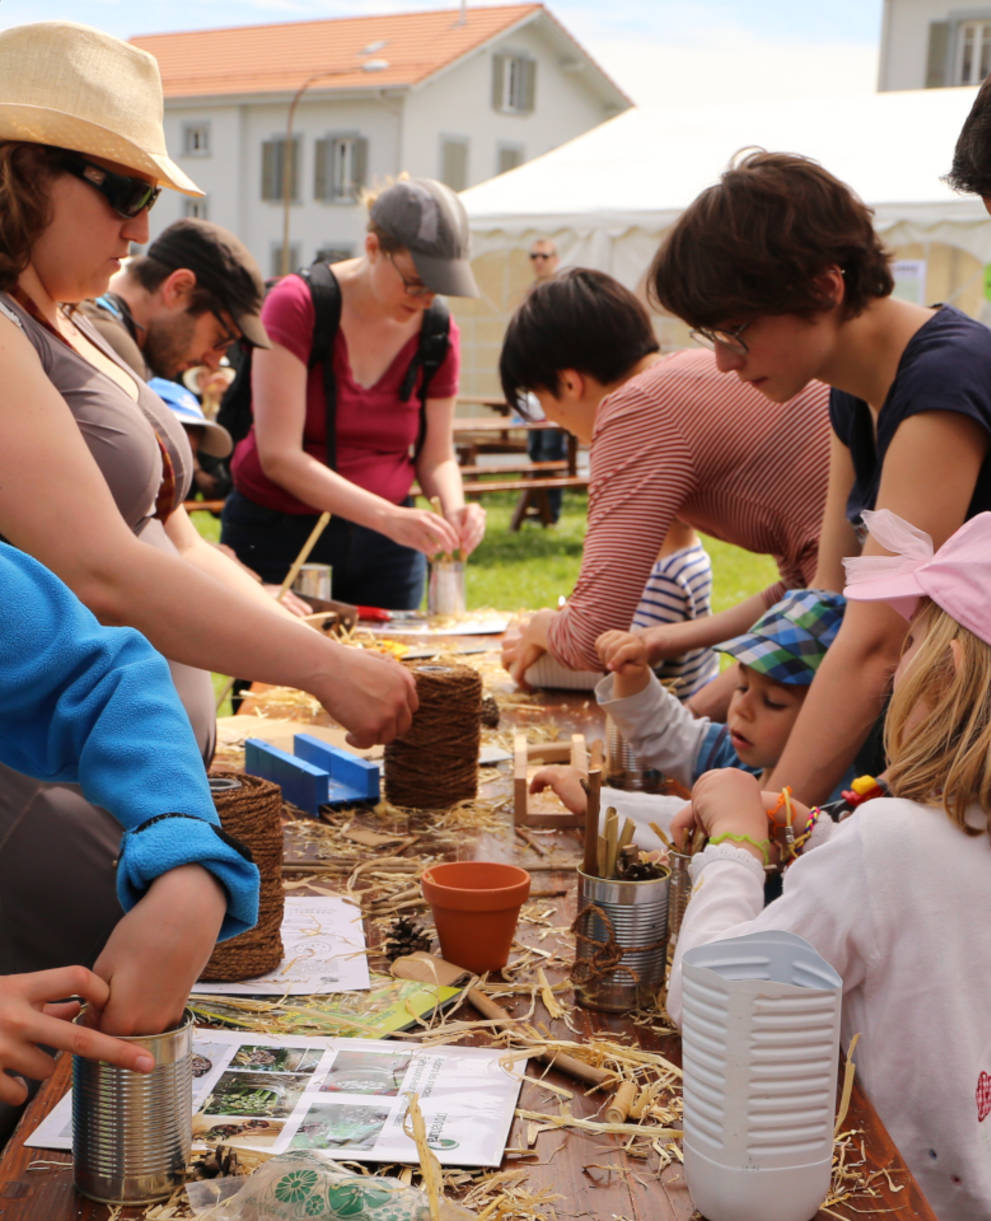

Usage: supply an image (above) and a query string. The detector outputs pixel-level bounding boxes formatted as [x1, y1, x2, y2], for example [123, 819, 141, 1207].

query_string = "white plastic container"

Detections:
[680, 931, 842, 1221]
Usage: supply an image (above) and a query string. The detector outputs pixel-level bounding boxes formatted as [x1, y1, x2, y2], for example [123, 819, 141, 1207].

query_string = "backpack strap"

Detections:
[399, 298, 451, 457]
[298, 261, 343, 470]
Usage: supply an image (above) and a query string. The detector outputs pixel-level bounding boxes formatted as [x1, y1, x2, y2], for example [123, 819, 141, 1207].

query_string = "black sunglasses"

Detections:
[58, 153, 161, 219]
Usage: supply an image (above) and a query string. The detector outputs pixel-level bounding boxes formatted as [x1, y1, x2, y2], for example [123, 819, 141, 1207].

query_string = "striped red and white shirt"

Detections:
[547, 349, 831, 671]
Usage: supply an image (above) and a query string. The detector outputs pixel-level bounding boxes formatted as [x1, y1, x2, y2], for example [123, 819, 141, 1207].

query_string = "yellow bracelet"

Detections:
[707, 832, 771, 867]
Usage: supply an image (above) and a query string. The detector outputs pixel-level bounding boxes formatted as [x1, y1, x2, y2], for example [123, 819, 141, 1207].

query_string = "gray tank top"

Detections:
[0, 293, 215, 758]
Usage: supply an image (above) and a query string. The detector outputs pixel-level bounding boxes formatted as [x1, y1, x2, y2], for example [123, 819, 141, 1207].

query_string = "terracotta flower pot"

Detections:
[420, 861, 531, 974]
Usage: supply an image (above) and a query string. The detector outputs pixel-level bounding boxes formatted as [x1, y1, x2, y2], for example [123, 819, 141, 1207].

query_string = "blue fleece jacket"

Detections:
[0, 543, 258, 939]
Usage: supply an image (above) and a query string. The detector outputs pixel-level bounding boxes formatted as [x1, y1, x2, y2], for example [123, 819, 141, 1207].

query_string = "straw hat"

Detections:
[0, 21, 201, 196]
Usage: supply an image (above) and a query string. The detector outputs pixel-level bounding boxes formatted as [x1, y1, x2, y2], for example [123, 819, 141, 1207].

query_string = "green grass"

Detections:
[461, 491, 778, 616]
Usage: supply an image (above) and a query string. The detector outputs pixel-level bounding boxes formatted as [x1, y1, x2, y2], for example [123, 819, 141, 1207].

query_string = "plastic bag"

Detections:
[185, 1150, 478, 1220]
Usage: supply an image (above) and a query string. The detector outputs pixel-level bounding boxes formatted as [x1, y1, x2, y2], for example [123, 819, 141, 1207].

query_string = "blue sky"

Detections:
[2, 1, 885, 104]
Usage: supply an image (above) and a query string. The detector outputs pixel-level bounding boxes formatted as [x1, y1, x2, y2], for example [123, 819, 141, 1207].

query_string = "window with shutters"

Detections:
[271, 242, 301, 278]
[440, 137, 469, 192]
[314, 135, 368, 202]
[497, 144, 524, 176]
[492, 53, 536, 114]
[261, 136, 300, 203]
[182, 196, 208, 220]
[956, 20, 991, 84]
[182, 123, 211, 156]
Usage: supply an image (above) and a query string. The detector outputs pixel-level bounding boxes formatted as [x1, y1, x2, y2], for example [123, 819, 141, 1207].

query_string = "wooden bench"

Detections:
[183, 499, 226, 515]
[460, 473, 589, 529]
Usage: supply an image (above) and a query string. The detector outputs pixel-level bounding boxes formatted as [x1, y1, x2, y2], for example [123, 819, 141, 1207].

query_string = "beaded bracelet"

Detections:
[707, 832, 771, 867]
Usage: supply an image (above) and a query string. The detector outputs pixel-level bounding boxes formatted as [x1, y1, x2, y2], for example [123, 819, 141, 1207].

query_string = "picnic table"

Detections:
[0, 637, 936, 1220]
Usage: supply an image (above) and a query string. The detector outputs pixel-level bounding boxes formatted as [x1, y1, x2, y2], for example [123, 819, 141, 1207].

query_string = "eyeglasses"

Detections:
[208, 306, 240, 353]
[690, 320, 752, 357]
[386, 251, 432, 298]
[58, 153, 161, 220]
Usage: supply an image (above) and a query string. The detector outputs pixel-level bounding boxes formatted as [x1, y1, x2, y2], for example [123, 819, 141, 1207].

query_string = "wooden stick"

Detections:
[581, 768, 601, 875]
[647, 820, 673, 852]
[277, 511, 331, 602]
[514, 825, 548, 857]
[604, 1081, 638, 1124]
[603, 807, 619, 878]
[616, 817, 635, 859]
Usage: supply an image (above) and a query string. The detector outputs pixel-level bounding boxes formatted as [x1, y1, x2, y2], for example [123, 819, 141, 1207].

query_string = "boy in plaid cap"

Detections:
[532, 590, 850, 811]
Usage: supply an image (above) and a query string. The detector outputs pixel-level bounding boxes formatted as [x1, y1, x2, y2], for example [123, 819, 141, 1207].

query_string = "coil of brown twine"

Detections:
[200, 771, 285, 982]
[384, 662, 482, 809]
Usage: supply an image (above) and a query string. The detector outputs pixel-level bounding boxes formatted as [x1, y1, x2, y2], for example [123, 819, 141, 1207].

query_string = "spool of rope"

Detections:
[384, 662, 482, 809]
[200, 771, 285, 982]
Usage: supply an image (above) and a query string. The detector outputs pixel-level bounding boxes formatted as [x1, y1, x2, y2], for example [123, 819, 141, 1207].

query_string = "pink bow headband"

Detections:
[843, 509, 991, 646]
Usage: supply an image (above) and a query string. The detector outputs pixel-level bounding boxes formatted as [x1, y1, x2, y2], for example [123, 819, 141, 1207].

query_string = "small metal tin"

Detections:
[572, 869, 669, 1011]
[72, 1009, 194, 1204]
[666, 849, 693, 953]
[292, 563, 332, 602]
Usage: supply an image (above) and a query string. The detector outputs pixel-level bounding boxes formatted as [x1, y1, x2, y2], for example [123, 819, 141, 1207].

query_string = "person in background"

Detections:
[148, 376, 234, 501]
[523, 237, 568, 525]
[0, 540, 258, 1115]
[666, 509, 991, 1220]
[0, 20, 415, 988]
[650, 150, 991, 803]
[498, 269, 831, 709]
[80, 217, 269, 383]
[221, 178, 486, 609]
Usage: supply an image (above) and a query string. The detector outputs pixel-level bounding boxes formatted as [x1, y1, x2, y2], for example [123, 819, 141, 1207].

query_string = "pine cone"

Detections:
[383, 916, 433, 961]
[480, 694, 500, 728]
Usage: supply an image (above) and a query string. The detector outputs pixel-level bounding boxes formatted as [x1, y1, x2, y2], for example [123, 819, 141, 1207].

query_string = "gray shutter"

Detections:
[441, 139, 468, 191]
[287, 137, 300, 203]
[492, 53, 506, 110]
[261, 139, 278, 200]
[314, 137, 330, 201]
[521, 58, 536, 112]
[352, 137, 368, 196]
[926, 21, 950, 88]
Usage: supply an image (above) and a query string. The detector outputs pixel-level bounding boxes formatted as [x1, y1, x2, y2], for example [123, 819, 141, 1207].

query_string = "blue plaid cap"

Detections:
[718, 589, 846, 685]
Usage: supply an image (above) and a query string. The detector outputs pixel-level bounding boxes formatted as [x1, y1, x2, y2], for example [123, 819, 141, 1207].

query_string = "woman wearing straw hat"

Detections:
[0, 24, 415, 992]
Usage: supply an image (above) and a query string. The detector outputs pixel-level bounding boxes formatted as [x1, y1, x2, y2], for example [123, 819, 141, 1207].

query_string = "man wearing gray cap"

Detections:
[81, 217, 269, 382]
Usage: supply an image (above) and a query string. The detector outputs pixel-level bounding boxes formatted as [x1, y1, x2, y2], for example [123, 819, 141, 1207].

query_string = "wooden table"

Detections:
[0, 644, 936, 1220]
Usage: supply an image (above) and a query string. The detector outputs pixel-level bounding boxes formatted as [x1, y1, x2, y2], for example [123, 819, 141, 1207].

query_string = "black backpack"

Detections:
[217, 260, 451, 468]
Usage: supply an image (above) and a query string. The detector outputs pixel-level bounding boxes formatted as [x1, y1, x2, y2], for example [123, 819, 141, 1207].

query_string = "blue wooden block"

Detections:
[293, 734, 381, 805]
[244, 738, 330, 815]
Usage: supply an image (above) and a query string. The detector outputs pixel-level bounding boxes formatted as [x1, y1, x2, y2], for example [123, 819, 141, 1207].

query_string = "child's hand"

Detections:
[596, 630, 652, 698]
[672, 769, 769, 862]
[0, 966, 155, 1104]
[92, 864, 227, 1037]
[529, 764, 588, 815]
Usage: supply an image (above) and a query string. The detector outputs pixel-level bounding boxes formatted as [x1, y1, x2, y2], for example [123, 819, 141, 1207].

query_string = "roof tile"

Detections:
[132, 4, 545, 98]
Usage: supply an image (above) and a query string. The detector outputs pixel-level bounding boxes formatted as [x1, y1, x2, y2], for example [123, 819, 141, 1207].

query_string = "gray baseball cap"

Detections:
[371, 178, 479, 298]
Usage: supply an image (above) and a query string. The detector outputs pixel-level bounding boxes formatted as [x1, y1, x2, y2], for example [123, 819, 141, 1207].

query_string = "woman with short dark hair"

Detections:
[651, 149, 991, 803]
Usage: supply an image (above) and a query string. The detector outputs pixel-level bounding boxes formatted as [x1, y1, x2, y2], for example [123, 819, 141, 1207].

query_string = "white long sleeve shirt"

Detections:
[667, 798, 991, 1220]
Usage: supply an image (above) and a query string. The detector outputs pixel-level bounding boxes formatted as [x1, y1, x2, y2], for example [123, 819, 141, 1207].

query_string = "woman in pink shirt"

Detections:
[222, 179, 486, 608]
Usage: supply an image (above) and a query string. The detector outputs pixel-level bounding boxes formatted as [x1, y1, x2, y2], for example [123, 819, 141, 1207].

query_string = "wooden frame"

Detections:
[513, 732, 587, 828]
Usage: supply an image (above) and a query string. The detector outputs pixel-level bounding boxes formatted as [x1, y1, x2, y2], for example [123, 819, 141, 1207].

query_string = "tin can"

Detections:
[72, 1009, 194, 1204]
[572, 869, 669, 1011]
[666, 849, 692, 954]
[605, 719, 642, 789]
[292, 563, 332, 601]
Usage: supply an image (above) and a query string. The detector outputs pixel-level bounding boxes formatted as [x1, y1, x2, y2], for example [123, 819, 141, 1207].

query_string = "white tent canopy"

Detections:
[461, 88, 991, 289]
